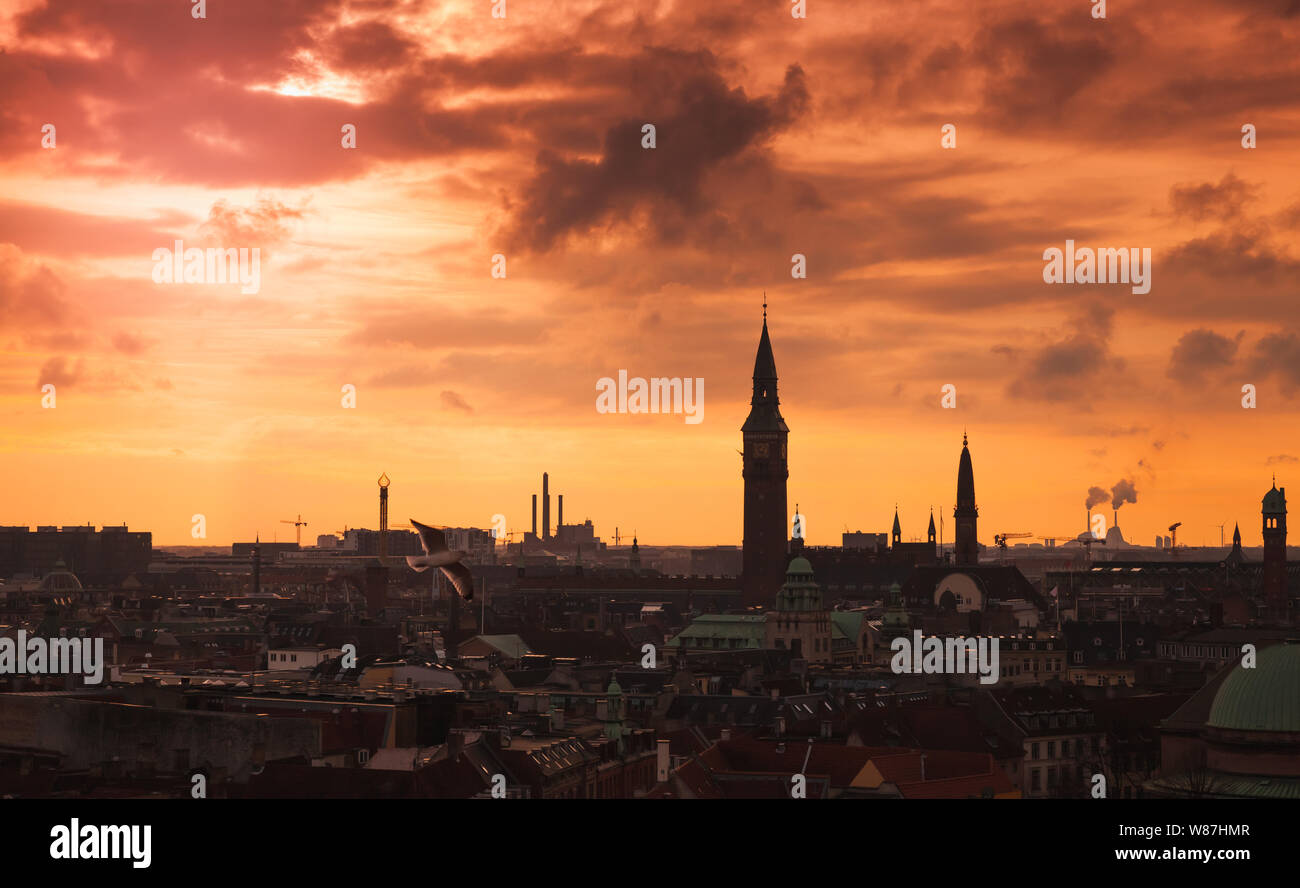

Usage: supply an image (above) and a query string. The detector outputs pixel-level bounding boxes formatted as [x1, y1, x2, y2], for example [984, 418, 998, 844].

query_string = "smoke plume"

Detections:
[1085, 486, 1108, 510]
[1110, 478, 1137, 511]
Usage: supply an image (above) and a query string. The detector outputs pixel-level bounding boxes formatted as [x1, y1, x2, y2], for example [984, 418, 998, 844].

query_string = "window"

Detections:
[1047, 741, 1056, 758]
[1031, 742, 1040, 760]
[1031, 769, 1041, 792]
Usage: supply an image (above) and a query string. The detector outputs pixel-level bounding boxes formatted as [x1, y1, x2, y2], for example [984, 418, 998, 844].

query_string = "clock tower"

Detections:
[742, 304, 789, 608]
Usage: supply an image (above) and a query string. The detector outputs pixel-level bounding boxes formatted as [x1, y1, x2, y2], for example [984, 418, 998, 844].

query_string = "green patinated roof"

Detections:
[831, 611, 864, 640]
[786, 556, 813, 576]
[666, 615, 766, 648]
[1147, 774, 1300, 800]
[1208, 643, 1300, 732]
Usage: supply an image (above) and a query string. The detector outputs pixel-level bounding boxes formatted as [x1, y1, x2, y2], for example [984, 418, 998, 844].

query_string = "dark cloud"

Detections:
[1166, 328, 1242, 381]
[1169, 174, 1257, 222]
[973, 17, 1117, 127]
[1004, 307, 1123, 401]
[501, 51, 809, 252]
[441, 390, 474, 413]
[1248, 331, 1300, 396]
[112, 331, 151, 356]
[36, 356, 83, 388]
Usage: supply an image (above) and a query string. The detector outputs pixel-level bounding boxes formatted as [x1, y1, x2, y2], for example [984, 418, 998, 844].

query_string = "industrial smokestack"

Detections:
[542, 472, 550, 541]
[558, 494, 563, 531]
[531, 495, 537, 536]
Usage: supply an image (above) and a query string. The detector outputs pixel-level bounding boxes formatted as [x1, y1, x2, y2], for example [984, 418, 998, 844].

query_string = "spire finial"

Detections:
[762, 291, 767, 322]
[963, 428, 968, 447]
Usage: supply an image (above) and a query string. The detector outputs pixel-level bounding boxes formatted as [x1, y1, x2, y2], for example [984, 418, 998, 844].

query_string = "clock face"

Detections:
[755, 443, 770, 457]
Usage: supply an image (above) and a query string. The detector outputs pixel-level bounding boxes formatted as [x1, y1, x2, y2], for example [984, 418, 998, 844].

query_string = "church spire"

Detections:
[954, 433, 979, 566]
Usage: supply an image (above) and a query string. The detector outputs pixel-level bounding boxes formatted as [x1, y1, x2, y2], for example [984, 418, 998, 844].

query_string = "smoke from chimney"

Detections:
[1110, 478, 1137, 511]
[1085, 486, 1108, 510]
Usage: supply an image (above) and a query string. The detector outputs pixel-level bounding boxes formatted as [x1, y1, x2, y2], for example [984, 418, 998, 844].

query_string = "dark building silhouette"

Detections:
[1262, 480, 1288, 622]
[1225, 522, 1247, 569]
[742, 308, 789, 608]
[0, 524, 151, 580]
[543, 472, 551, 541]
[954, 433, 979, 566]
[890, 508, 937, 564]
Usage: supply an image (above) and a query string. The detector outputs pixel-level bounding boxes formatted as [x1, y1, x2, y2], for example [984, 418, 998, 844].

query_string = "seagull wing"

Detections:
[440, 562, 475, 602]
[410, 519, 449, 556]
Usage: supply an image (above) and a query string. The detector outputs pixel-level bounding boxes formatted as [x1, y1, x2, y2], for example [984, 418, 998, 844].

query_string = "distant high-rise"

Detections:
[742, 305, 789, 608]
[954, 433, 979, 565]
[1262, 480, 1288, 622]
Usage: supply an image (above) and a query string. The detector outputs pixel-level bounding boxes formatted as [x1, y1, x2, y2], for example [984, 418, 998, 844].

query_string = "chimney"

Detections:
[720, 728, 731, 741]
[550, 706, 564, 730]
[531, 495, 537, 537]
[656, 739, 670, 783]
[542, 473, 550, 541]
[774, 716, 785, 736]
[558, 494, 563, 531]
[821, 720, 832, 738]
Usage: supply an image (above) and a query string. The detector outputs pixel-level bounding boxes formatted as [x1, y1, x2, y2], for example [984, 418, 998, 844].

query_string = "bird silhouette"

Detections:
[405, 518, 474, 601]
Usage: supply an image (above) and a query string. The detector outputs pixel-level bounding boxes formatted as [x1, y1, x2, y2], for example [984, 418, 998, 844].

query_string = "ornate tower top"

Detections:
[743, 304, 787, 434]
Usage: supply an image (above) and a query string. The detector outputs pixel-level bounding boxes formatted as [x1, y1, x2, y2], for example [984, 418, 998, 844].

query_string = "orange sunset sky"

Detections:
[2, 0, 1300, 548]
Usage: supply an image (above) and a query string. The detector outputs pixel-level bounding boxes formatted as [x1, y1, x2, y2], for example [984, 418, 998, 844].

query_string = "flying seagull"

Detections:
[405, 518, 474, 601]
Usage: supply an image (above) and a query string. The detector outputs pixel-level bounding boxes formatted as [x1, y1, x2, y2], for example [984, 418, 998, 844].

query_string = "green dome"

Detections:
[1208, 643, 1300, 732]
[786, 556, 814, 576]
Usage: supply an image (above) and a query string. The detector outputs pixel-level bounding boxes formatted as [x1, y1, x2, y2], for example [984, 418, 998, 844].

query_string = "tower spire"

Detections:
[742, 303, 789, 608]
[954, 432, 978, 565]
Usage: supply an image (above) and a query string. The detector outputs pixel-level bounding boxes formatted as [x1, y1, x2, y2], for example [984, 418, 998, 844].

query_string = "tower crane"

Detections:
[993, 532, 1032, 563]
[280, 514, 308, 546]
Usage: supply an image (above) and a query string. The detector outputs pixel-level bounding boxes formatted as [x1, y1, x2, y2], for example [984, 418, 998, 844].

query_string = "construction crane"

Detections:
[1168, 522, 1182, 551]
[280, 514, 308, 545]
[993, 532, 1032, 563]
